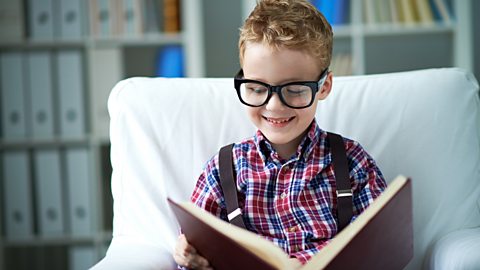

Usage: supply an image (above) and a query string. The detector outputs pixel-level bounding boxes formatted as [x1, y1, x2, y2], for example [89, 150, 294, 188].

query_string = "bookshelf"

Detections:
[239, 0, 473, 77]
[0, 0, 203, 269]
[330, 0, 473, 76]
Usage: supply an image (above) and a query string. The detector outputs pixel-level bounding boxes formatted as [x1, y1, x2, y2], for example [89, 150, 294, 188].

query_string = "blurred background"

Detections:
[0, 0, 478, 269]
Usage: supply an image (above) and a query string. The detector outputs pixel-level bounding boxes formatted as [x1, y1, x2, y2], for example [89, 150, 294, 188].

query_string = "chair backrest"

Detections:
[107, 68, 480, 269]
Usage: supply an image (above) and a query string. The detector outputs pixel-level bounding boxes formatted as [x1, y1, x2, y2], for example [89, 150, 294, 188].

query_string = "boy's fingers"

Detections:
[174, 234, 212, 269]
[177, 235, 199, 259]
[184, 253, 210, 269]
[174, 234, 196, 266]
[182, 250, 210, 269]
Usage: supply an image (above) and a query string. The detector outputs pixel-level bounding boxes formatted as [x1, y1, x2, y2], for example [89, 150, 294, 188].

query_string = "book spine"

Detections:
[156, 45, 184, 77]
[431, 0, 452, 24]
[143, 0, 162, 33]
[363, 0, 377, 25]
[417, 0, 434, 25]
[400, 0, 416, 24]
[333, 0, 350, 25]
[163, 0, 180, 32]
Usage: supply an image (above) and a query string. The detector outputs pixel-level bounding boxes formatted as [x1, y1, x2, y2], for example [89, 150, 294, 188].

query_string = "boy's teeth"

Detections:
[267, 117, 291, 124]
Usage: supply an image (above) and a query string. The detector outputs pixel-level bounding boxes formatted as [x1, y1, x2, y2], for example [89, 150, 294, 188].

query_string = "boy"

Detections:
[174, 0, 386, 269]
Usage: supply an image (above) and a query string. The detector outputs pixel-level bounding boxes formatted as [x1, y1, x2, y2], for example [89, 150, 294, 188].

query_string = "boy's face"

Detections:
[241, 42, 332, 152]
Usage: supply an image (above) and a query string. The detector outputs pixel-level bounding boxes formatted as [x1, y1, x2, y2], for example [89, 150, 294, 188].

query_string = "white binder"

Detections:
[97, 0, 113, 36]
[65, 148, 93, 237]
[27, 51, 55, 139]
[121, 0, 143, 36]
[88, 47, 122, 140]
[56, 50, 86, 139]
[33, 149, 65, 236]
[27, 0, 55, 40]
[2, 150, 34, 239]
[69, 245, 96, 270]
[58, 0, 86, 39]
[0, 52, 27, 139]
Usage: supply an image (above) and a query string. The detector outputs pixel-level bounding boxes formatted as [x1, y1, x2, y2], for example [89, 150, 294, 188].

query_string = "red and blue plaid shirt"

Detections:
[191, 120, 386, 264]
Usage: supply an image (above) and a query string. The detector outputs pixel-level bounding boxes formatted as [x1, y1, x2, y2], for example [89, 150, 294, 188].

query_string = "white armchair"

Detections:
[93, 68, 480, 270]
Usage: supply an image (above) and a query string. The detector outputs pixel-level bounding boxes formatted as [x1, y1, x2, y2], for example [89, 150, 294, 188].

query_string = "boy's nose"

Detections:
[265, 93, 286, 111]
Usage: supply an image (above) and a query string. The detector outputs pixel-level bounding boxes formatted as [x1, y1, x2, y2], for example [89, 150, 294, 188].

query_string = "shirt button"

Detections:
[280, 192, 287, 199]
[288, 226, 297, 232]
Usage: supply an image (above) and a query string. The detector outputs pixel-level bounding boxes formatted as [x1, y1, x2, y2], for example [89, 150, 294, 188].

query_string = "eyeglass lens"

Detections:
[239, 82, 313, 108]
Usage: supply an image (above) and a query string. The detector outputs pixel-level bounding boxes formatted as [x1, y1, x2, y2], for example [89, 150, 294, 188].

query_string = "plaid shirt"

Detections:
[191, 120, 387, 264]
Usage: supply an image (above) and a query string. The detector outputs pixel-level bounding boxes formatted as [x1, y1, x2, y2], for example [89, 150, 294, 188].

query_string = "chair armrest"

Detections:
[428, 227, 480, 269]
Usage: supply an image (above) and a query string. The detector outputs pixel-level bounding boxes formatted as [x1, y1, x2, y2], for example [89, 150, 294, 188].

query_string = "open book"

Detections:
[168, 175, 413, 270]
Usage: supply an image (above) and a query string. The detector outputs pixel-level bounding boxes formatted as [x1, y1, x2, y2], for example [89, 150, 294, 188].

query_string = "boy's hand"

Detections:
[174, 234, 213, 270]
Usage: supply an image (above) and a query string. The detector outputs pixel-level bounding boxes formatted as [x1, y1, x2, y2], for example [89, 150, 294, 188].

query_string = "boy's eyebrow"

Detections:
[240, 69, 326, 85]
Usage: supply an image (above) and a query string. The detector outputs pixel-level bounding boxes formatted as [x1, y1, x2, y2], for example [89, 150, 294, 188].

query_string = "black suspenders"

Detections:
[218, 144, 246, 229]
[218, 132, 353, 232]
[327, 132, 353, 231]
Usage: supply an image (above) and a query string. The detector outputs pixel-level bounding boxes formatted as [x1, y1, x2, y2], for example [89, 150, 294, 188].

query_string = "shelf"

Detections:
[332, 25, 353, 38]
[87, 32, 185, 48]
[0, 137, 93, 150]
[0, 33, 185, 50]
[331, 23, 455, 40]
[362, 23, 455, 37]
[2, 232, 112, 247]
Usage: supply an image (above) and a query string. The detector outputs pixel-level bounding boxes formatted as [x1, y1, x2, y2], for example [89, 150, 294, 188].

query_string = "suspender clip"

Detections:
[227, 208, 242, 221]
[336, 189, 353, 198]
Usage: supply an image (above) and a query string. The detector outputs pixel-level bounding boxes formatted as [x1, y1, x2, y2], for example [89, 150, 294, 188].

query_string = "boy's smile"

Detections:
[264, 116, 295, 127]
[241, 42, 332, 159]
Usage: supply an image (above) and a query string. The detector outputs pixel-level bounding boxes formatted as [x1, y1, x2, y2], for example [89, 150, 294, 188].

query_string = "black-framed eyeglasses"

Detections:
[233, 68, 329, 109]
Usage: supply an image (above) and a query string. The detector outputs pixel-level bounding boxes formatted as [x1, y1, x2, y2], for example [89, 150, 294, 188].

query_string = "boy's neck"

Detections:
[270, 130, 308, 160]
[272, 144, 297, 160]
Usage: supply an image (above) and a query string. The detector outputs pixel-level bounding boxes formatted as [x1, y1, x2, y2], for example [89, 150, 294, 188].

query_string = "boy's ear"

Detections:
[317, 71, 333, 100]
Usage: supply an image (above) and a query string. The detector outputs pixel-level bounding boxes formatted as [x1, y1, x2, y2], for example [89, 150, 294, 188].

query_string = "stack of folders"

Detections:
[0, 50, 86, 141]
[0, 50, 96, 269]
[26, 0, 87, 40]
[0, 0, 181, 41]
[88, 0, 181, 37]
[1, 148, 97, 269]
[0, 0, 182, 42]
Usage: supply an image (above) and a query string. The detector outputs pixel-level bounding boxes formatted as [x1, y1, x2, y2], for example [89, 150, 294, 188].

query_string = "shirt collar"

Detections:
[253, 119, 323, 164]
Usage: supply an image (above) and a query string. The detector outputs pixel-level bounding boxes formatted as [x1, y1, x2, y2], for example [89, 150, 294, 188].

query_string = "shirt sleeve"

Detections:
[346, 140, 387, 219]
[190, 154, 227, 220]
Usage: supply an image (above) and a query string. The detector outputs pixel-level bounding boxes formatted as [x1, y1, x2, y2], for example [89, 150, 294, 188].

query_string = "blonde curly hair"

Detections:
[239, 0, 333, 70]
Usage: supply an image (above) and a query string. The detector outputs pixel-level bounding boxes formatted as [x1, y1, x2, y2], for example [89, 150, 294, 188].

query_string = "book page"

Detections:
[301, 175, 409, 270]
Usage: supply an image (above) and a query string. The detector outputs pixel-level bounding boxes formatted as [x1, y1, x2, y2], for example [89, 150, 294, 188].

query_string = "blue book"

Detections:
[444, 0, 455, 20]
[429, 0, 442, 23]
[156, 45, 185, 77]
[333, 0, 350, 25]
[311, 0, 322, 11]
[312, 0, 335, 25]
